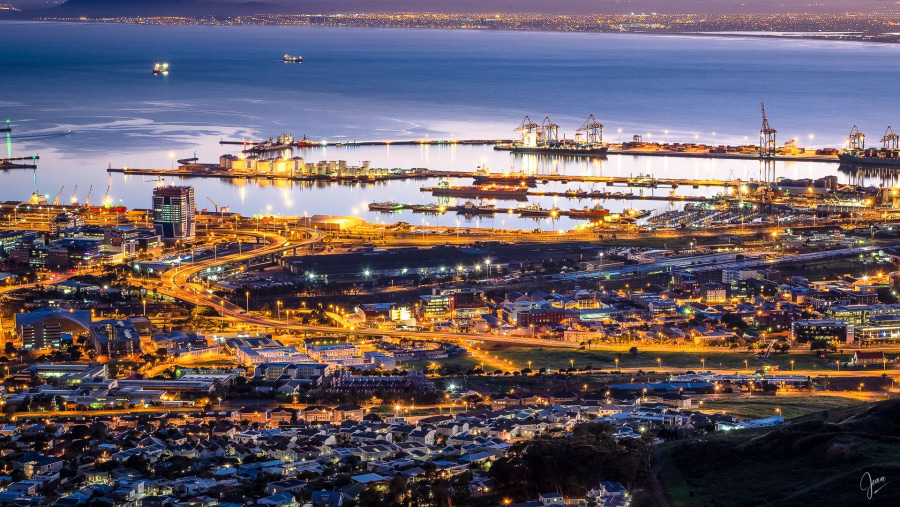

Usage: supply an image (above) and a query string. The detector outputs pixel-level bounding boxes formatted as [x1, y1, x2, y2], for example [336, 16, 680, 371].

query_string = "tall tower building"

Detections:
[152, 185, 195, 241]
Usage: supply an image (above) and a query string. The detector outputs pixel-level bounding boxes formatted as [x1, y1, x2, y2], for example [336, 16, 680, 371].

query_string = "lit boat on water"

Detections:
[368, 201, 405, 212]
[516, 203, 560, 218]
[283, 54, 303, 63]
[458, 201, 497, 215]
[153, 63, 169, 75]
[568, 204, 610, 220]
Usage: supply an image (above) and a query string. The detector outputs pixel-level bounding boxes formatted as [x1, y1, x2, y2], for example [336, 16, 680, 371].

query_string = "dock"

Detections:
[428, 171, 745, 189]
[220, 138, 513, 148]
[0, 155, 39, 170]
[368, 203, 655, 220]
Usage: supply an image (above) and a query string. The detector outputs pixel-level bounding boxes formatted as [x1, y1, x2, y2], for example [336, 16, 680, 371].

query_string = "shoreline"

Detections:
[1, 15, 899, 45]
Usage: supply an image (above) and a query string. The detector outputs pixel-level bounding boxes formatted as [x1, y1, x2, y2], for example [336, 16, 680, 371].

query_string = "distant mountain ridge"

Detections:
[44, 0, 279, 17]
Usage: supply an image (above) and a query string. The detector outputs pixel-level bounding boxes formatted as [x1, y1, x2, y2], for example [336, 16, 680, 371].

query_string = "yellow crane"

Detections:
[53, 186, 64, 206]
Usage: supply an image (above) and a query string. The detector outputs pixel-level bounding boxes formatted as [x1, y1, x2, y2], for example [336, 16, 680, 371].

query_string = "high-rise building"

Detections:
[152, 186, 195, 241]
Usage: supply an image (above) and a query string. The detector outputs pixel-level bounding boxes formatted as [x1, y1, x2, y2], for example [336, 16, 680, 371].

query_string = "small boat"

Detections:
[283, 54, 303, 63]
[516, 203, 560, 218]
[368, 201, 405, 212]
[568, 204, 610, 220]
[410, 203, 447, 214]
[152, 63, 169, 75]
[457, 201, 496, 215]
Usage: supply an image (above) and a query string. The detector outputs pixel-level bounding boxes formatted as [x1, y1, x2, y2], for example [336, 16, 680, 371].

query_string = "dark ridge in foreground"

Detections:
[659, 399, 900, 506]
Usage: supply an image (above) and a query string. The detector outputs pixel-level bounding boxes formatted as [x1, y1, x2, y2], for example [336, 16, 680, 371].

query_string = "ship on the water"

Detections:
[426, 180, 528, 200]
[568, 204, 610, 220]
[283, 54, 303, 63]
[472, 167, 537, 187]
[409, 203, 447, 214]
[495, 114, 608, 156]
[368, 201, 405, 212]
[457, 201, 496, 215]
[296, 135, 323, 147]
[516, 203, 560, 218]
[243, 133, 294, 153]
[153, 63, 169, 75]
[837, 151, 900, 166]
[837, 125, 900, 166]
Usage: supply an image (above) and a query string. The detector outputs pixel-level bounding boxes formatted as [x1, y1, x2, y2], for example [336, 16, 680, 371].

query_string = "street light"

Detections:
[790, 360, 794, 371]
[858, 382, 864, 398]
[245, 291, 250, 312]
[701, 357, 705, 370]
[615, 357, 619, 370]
[744, 359, 749, 371]
[657, 357, 662, 369]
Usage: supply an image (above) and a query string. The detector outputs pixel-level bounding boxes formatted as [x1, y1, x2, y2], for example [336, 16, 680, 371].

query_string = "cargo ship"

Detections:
[153, 63, 169, 75]
[472, 171, 537, 187]
[457, 201, 496, 215]
[283, 54, 303, 63]
[426, 181, 528, 200]
[568, 204, 610, 220]
[837, 149, 900, 167]
[495, 141, 609, 156]
[516, 203, 560, 218]
[368, 201, 405, 212]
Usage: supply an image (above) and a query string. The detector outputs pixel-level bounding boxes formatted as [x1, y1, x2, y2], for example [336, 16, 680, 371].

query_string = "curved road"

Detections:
[148, 227, 583, 348]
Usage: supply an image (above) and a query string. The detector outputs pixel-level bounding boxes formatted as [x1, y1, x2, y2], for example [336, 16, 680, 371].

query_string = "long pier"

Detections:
[220, 138, 513, 148]
[0, 155, 39, 170]
[109, 164, 752, 189]
[368, 203, 652, 220]
[428, 171, 745, 188]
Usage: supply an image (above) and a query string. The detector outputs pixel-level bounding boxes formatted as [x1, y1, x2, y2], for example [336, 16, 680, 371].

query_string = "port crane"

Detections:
[53, 186, 64, 206]
[577, 114, 604, 144]
[85, 185, 93, 207]
[759, 101, 777, 159]
[849, 125, 865, 150]
[207, 196, 222, 214]
[103, 182, 111, 207]
[516, 116, 540, 143]
[70, 185, 78, 204]
[540, 116, 559, 144]
[882, 126, 899, 150]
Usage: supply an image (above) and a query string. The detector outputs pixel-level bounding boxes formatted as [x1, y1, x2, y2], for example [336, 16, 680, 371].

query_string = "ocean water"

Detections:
[2, 22, 900, 226]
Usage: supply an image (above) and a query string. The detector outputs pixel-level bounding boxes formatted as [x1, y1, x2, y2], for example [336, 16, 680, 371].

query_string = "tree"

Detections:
[877, 287, 899, 304]
[629, 346, 639, 356]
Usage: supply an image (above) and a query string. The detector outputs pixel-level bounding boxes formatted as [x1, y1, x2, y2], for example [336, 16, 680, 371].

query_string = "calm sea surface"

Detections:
[2, 22, 900, 227]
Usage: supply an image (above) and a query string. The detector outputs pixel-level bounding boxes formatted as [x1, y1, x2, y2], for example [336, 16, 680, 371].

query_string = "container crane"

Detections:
[881, 126, 899, 150]
[516, 116, 540, 143]
[85, 185, 93, 207]
[53, 186, 64, 206]
[759, 101, 777, 159]
[848, 125, 865, 151]
[71, 185, 78, 204]
[577, 114, 604, 145]
[540, 116, 559, 144]
[207, 196, 220, 214]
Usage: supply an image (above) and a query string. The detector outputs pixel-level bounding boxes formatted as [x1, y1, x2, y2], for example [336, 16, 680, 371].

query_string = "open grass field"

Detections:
[472, 344, 884, 373]
[698, 395, 863, 420]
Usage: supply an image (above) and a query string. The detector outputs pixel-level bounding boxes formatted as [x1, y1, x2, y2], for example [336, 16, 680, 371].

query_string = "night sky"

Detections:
[7, 0, 897, 15]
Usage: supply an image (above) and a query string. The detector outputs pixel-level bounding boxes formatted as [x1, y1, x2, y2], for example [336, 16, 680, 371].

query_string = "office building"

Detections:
[152, 185, 195, 242]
